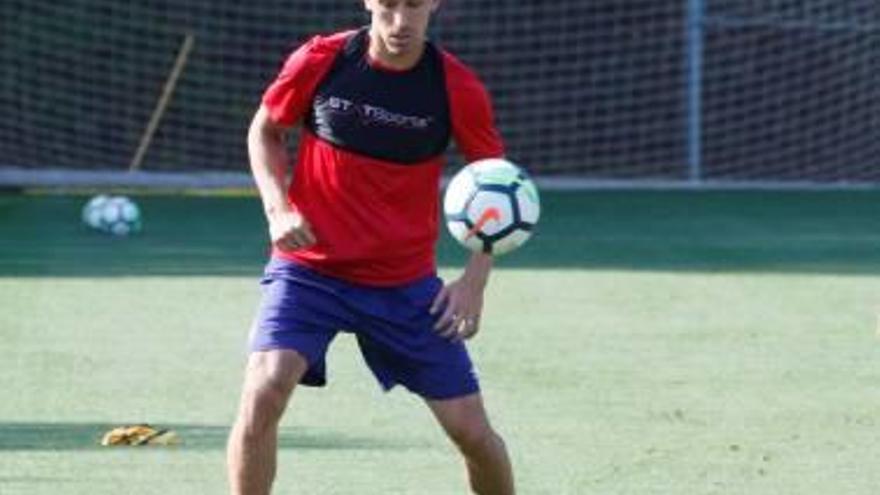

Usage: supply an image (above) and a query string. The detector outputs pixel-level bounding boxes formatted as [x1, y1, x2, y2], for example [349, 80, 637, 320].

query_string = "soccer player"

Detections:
[226, 1, 515, 493]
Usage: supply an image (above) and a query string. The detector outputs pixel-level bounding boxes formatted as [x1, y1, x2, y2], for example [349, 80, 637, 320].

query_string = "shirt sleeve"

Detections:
[262, 35, 342, 127]
[444, 54, 506, 162]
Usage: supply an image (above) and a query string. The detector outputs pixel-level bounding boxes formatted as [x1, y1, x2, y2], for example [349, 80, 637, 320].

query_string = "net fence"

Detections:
[701, 1, 880, 183]
[1, 1, 879, 185]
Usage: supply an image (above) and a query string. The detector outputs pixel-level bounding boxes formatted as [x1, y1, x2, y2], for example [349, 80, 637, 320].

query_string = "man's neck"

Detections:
[367, 33, 425, 71]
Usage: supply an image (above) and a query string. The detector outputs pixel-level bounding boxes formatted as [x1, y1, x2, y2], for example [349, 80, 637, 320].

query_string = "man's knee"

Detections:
[236, 350, 307, 434]
[445, 416, 500, 455]
[429, 394, 502, 455]
[240, 381, 289, 428]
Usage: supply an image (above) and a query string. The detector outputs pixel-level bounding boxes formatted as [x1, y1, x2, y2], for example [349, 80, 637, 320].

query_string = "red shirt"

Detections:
[261, 29, 503, 286]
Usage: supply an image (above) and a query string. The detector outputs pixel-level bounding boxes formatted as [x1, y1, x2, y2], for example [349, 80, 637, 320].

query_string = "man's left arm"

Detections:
[435, 57, 506, 341]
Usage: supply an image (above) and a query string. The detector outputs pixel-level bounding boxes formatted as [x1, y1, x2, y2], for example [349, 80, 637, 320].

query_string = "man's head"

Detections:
[364, 0, 440, 65]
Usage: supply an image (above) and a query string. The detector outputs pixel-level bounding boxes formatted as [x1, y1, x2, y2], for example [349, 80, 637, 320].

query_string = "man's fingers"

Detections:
[434, 305, 456, 331]
[274, 233, 296, 250]
[300, 227, 317, 246]
[293, 219, 316, 246]
[289, 229, 311, 247]
[438, 323, 459, 339]
[274, 227, 316, 251]
[458, 317, 480, 341]
[430, 286, 449, 315]
[269, 209, 317, 251]
[439, 314, 481, 341]
[447, 318, 465, 341]
[276, 232, 299, 250]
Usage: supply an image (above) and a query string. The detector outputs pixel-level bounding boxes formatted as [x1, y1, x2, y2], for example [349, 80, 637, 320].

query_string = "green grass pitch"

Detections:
[2, 190, 880, 494]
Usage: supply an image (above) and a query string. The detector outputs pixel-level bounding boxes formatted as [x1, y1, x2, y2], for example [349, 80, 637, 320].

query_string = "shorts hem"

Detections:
[387, 381, 481, 401]
[248, 341, 327, 388]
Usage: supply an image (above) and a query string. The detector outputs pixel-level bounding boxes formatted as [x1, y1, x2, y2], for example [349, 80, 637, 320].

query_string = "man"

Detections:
[226, 1, 515, 493]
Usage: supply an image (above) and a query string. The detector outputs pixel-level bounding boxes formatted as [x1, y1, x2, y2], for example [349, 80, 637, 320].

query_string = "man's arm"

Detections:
[432, 57, 506, 341]
[248, 105, 315, 251]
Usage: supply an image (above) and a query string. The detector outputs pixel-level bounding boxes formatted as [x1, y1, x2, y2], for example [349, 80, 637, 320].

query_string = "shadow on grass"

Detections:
[0, 422, 428, 451]
[2, 190, 880, 276]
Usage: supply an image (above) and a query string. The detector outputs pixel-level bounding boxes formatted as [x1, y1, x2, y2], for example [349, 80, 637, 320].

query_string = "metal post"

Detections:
[686, 0, 705, 183]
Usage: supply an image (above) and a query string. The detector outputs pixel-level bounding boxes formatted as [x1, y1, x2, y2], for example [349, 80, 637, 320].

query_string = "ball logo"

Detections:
[465, 207, 501, 240]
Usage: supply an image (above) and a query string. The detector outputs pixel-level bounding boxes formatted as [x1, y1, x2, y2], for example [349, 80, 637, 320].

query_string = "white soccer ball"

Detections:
[81, 195, 142, 236]
[444, 158, 540, 256]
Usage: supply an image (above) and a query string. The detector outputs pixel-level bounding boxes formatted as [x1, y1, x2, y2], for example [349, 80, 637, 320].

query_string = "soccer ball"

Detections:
[82, 195, 142, 236]
[81, 195, 142, 236]
[444, 158, 540, 256]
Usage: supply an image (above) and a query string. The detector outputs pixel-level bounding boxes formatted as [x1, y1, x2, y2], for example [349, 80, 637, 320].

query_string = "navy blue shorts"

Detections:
[248, 258, 480, 400]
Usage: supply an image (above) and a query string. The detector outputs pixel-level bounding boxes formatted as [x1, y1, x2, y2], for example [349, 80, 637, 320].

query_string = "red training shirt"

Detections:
[261, 29, 503, 286]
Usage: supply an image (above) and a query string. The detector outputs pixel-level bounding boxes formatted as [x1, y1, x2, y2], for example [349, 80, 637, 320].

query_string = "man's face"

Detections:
[364, 0, 439, 58]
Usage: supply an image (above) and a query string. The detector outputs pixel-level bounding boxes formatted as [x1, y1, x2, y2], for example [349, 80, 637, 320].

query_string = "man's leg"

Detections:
[227, 349, 308, 495]
[426, 393, 515, 495]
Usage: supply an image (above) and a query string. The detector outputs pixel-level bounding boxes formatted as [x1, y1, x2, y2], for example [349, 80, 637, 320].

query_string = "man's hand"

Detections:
[430, 252, 493, 341]
[268, 207, 316, 252]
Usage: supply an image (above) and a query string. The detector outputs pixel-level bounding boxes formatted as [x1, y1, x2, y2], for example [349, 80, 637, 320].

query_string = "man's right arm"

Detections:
[247, 105, 315, 251]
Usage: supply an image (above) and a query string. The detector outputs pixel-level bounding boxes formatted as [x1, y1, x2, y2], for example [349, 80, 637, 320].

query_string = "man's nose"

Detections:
[391, 9, 408, 30]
